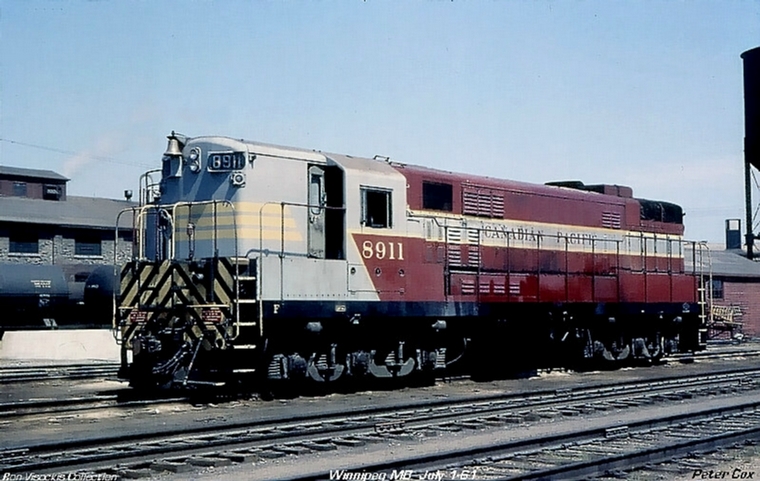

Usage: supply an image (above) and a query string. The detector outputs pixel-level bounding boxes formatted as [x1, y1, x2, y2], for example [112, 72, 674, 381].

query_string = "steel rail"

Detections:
[0, 391, 188, 419]
[324, 399, 760, 481]
[664, 345, 760, 362]
[1, 361, 758, 425]
[0, 363, 119, 384]
[2, 366, 759, 477]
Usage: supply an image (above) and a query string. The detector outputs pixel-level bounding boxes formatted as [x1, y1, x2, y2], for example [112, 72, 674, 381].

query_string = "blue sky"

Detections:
[1, 1, 758, 243]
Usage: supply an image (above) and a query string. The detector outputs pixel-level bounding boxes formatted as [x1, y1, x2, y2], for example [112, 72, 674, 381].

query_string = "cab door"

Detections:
[308, 166, 326, 258]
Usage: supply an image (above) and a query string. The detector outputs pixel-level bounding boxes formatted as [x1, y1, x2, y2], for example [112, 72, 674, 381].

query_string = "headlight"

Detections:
[188, 148, 201, 173]
[230, 171, 246, 187]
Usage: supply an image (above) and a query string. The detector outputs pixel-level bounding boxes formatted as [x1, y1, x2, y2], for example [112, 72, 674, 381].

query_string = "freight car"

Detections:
[0, 263, 116, 330]
[115, 132, 706, 389]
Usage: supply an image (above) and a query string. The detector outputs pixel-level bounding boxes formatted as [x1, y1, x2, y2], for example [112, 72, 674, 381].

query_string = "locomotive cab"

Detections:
[115, 133, 366, 388]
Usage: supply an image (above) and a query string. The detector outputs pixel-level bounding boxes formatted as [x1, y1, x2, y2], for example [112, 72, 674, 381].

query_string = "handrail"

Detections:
[112, 207, 135, 335]
[407, 211, 694, 304]
[696, 241, 713, 327]
[138, 169, 161, 206]
[165, 200, 240, 338]
[167, 199, 236, 261]
[113, 200, 240, 336]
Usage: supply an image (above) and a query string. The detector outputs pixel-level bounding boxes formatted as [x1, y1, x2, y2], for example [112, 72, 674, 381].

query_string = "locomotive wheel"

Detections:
[368, 349, 415, 378]
[650, 334, 665, 361]
[613, 343, 631, 361]
[632, 337, 663, 361]
[597, 342, 631, 362]
[306, 352, 345, 382]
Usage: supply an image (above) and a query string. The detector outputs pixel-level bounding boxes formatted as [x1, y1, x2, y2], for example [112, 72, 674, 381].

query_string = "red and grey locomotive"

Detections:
[115, 132, 706, 388]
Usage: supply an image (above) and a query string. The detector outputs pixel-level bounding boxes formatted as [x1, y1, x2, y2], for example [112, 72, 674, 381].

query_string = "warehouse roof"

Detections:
[685, 246, 760, 279]
[0, 166, 68, 182]
[0, 195, 134, 229]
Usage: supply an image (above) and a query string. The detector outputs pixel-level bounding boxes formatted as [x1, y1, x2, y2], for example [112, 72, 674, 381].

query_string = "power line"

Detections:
[0, 137, 153, 168]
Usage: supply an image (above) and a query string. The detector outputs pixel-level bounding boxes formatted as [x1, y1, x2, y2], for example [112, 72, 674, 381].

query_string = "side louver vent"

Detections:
[462, 188, 504, 218]
[602, 211, 621, 229]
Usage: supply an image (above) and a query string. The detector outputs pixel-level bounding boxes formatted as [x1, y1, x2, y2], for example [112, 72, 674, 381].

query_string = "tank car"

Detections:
[82, 265, 118, 327]
[114, 132, 706, 388]
[0, 264, 117, 331]
[0, 264, 70, 329]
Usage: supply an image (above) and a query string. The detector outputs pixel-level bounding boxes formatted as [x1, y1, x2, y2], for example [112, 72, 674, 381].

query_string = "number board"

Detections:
[207, 151, 247, 171]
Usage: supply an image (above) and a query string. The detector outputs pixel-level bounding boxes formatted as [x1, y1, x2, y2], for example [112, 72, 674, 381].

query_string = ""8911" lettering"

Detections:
[362, 240, 404, 260]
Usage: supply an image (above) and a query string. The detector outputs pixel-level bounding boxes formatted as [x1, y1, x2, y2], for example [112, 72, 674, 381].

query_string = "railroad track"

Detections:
[0, 362, 120, 383]
[0, 346, 737, 412]
[0, 345, 752, 386]
[2, 366, 760, 479]
[303, 396, 760, 481]
[0, 344, 753, 408]
[0, 390, 188, 419]
[666, 344, 760, 363]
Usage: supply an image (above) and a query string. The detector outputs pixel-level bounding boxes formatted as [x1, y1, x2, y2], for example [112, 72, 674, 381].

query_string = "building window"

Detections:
[9, 233, 38, 254]
[75, 235, 102, 256]
[711, 279, 724, 300]
[12, 182, 27, 197]
[423, 182, 453, 212]
[361, 187, 391, 228]
[43, 184, 62, 200]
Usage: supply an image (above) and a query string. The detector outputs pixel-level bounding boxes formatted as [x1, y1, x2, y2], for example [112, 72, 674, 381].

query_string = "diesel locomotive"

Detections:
[115, 132, 706, 388]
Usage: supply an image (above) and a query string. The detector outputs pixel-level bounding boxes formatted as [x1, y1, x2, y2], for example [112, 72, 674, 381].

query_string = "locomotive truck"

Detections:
[114, 132, 706, 388]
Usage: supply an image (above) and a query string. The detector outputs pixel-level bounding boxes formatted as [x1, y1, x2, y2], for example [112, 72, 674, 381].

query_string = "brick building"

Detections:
[688, 246, 760, 339]
[0, 166, 134, 277]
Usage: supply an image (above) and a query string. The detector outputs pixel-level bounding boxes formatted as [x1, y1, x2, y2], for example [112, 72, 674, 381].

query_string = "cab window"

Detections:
[361, 187, 391, 228]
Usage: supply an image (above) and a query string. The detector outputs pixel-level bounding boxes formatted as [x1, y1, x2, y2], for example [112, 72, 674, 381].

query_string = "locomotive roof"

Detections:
[327, 152, 403, 176]
[194, 136, 415, 176]
[191, 136, 329, 163]
[189, 136, 659, 208]
[393, 163, 631, 206]
[0, 195, 134, 230]
[685, 246, 760, 279]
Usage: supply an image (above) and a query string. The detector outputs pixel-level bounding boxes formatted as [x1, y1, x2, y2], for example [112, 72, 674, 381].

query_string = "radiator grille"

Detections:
[602, 211, 622, 229]
[463, 188, 504, 218]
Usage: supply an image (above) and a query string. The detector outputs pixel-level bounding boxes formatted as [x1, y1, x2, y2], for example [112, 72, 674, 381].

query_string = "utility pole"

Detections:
[741, 46, 760, 259]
